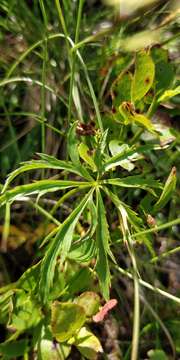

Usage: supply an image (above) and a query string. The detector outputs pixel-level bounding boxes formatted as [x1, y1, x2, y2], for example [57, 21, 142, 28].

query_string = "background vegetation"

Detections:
[0, 0, 180, 359]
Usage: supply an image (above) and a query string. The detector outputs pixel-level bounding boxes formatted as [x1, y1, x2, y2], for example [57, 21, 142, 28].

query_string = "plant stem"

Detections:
[132, 217, 180, 238]
[68, 0, 84, 125]
[115, 264, 180, 305]
[39, 0, 48, 155]
[151, 245, 180, 263]
[1, 202, 10, 252]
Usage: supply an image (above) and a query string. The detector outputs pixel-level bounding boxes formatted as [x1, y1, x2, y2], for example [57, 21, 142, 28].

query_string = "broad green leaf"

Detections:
[95, 189, 111, 300]
[158, 86, 180, 102]
[39, 339, 71, 360]
[75, 326, 103, 360]
[151, 47, 168, 64]
[51, 301, 86, 342]
[0, 180, 88, 207]
[131, 50, 155, 102]
[39, 189, 94, 303]
[153, 167, 176, 213]
[151, 48, 174, 94]
[78, 143, 97, 171]
[111, 72, 132, 108]
[75, 292, 100, 317]
[155, 62, 175, 94]
[147, 349, 168, 360]
[119, 101, 155, 133]
[0, 340, 28, 359]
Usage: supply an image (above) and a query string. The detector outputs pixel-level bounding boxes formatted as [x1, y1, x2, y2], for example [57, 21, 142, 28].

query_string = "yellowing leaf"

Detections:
[75, 326, 103, 360]
[111, 72, 132, 108]
[158, 86, 180, 102]
[39, 339, 71, 360]
[51, 301, 86, 342]
[131, 50, 155, 102]
[78, 143, 97, 171]
[75, 292, 100, 317]
[119, 101, 155, 133]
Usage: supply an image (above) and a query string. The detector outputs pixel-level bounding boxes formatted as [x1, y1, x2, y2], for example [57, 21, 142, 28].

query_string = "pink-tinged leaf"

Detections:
[93, 299, 118, 323]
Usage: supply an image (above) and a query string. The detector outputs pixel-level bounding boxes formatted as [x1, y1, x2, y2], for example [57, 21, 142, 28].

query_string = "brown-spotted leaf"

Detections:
[131, 50, 155, 102]
[51, 301, 86, 342]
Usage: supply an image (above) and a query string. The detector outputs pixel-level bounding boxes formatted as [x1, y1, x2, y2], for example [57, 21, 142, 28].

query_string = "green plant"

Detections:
[0, 1, 180, 359]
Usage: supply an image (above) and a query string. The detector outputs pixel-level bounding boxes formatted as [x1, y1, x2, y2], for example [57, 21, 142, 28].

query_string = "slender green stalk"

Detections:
[118, 205, 140, 360]
[141, 295, 176, 359]
[50, 187, 82, 216]
[146, 96, 158, 119]
[126, 236, 140, 360]
[68, 0, 84, 125]
[1, 202, 10, 252]
[39, 0, 48, 154]
[0, 76, 67, 106]
[54, 0, 71, 69]
[29, 200, 61, 226]
[132, 217, 180, 238]
[2, 102, 21, 164]
[151, 245, 180, 263]
[115, 264, 180, 305]
[5, 32, 103, 131]
[0, 113, 64, 152]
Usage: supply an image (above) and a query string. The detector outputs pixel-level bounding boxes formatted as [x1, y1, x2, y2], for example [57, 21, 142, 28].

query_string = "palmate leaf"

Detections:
[38, 153, 93, 181]
[2, 154, 92, 193]
[39, 189, 94, 303]
[0, 180, 89, 206]
[95, 189, 111, 300]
